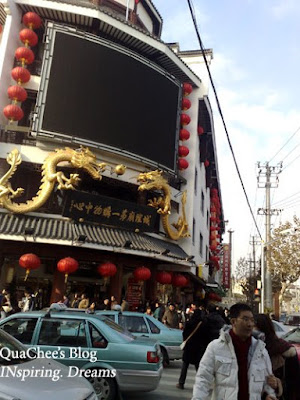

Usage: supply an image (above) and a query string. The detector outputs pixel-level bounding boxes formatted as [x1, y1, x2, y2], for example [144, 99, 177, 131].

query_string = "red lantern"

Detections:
[57, 257, 79, 283]
[19, 253, 41, 281]
[156, 271, 172, 285]
[15, 47, 35, 65]
[11, 66, 31, 84]
[134, 266, 151, 282]
[181, 98, 191, 110]
[3, 104, 24, 121]
[204, 160, 210, 167]
[22, 12, 42, 30]
[172, 274, 188, 287]
[180, 113, 191, 126]
[211, 188, 218, 196]
[210, 244, 218, 251]
[178, 145, 189, 157]
[0, 25, 3, 34]
[179, 129, 190, 141]
[182, 82, 192, 96]
[97, 262, 117, 277]
[7, 85, 27, 102]
[178, 158, 189, 170]
[197, 126, 204, 135]
[19, 29, 38, 47]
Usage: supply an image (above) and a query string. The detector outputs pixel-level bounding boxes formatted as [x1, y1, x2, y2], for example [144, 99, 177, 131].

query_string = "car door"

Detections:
[34, 317, 89, 367]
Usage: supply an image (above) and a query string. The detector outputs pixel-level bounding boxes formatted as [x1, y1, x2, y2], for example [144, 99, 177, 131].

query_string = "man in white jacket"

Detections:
[192, 303, 277, 400]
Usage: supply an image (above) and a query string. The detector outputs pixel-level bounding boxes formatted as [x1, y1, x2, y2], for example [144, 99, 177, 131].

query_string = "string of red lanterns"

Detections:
[3, 12, 41, 122]
[178, 82, 193, 171]
[209, 187, 222, 270]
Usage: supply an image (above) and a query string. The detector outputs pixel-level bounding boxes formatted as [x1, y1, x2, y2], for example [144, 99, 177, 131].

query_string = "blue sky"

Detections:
[152, 0, 300, 270]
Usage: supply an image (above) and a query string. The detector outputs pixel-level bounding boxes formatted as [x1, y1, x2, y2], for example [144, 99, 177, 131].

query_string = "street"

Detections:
[123, 360, 197, 400]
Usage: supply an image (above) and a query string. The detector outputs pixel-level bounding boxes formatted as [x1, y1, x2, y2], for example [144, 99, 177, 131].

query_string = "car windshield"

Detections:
[96, 316, 135, 341]
[0, 329, 35, 365]
[284, 328, 300, 344]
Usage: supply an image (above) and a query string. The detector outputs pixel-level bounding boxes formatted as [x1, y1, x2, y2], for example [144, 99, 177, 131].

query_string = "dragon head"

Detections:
[71, 146, 106, 180]
[137, 170, 164, 191]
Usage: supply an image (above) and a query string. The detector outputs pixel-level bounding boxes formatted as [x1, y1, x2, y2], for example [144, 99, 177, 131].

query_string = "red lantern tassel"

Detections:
[24, 268, 30, 281]
[64, 273, 68, 284]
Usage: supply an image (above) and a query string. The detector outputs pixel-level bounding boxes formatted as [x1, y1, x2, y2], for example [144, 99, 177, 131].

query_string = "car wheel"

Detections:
[88, 372, 117, 400]
[161, 347, 169, 367]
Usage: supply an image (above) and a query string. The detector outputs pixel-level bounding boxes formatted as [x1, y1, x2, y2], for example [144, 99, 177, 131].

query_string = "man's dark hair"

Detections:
[229, 303, 252, 319]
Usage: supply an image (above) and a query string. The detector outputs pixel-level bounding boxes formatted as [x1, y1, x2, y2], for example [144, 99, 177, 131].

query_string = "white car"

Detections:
[0, 328, 97, 400]
[272, 320, 290, 338]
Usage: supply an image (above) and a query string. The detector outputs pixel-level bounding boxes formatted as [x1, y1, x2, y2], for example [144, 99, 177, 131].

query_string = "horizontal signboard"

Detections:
[63, 191, 157, 232]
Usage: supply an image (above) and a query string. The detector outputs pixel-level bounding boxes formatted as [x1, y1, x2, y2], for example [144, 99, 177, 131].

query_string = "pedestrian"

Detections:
[176, 309, 204, 389]
[110, 295, 118, 310]
[162, 303, 179, 328]
[99, 297, 110, 310]
[1, 289, 12, 318]
[199, 304, 225, 354]
[256, 313, 300, 400]
[145, 306, 152, 316]
[71, 292, 80, 308]
[34, 288, 44, 310]
[78, 293, 89, 309]
[121, 298, 129, 311]
[192, 303, 277, 400]
[63, 295, 70, 307]
[20, 289, 35, 312]
[153, 302, 165, 321]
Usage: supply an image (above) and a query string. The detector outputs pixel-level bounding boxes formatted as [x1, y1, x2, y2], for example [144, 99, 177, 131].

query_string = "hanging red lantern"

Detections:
[210, 244, 218, 251]
[57, 257, 79, 283]
[156, 271, 172, 285]
[11, 66, 31, 84]
[7, 85, 28, 102]
[179, 129, 190, 141]
[178, 158, 189, 170]
[197, 126, 204, 135]
[181, 98, 191, 110]
[97, 262, 117, 277]
[3, 104, 24, 121]
[178, 145, 189, 157]
[204, 160, 210, 167]
[180, 113, 191, 126]
[22, 12, 42, 30]
[134, 266, 151, 282]
[15, 47, 35, 65]
[211, 188, 218, 196]
[182, 82, 192, 96]
[19, 28, 38, 47]
[19, 253, 41, 281]
[172, 274, 188, 287]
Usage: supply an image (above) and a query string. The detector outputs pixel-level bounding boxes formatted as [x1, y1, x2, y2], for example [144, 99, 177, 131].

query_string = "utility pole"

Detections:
[257, 162, 282, 310]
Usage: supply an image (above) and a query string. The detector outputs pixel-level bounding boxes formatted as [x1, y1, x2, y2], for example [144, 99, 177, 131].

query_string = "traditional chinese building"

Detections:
[0, 0, 224, 309]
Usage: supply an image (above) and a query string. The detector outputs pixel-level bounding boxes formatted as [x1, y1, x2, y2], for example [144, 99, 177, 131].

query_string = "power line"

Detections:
[269, 125, 300, 163]
[186, 0, 262, 241]
[272, 190, 300, 206]
[281, 153, 300, 172]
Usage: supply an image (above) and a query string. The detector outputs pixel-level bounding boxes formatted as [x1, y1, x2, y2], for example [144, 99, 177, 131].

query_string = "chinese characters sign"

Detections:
[63, 191, 157, 232]
[222, 244, 231, 289]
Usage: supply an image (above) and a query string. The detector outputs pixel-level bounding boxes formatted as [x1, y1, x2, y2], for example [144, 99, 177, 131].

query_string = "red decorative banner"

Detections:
[222, 243, 231, 289]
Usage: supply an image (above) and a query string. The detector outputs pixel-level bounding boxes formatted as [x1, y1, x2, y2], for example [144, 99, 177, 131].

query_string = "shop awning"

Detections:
[0, 210, 194, 267]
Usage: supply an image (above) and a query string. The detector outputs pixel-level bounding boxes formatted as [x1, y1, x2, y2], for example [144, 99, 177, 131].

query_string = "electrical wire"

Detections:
[186, 0, 262, 241]
[272, 190, 300, 206]
[269, 125, 300, 163]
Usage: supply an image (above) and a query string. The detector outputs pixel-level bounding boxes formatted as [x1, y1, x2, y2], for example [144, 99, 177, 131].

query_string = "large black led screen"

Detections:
[39, 31, 181, 172]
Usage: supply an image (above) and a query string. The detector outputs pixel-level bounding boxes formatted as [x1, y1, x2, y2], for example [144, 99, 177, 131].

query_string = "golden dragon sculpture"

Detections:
[0, 146, 107, 213]
[137, 170, 189, 241]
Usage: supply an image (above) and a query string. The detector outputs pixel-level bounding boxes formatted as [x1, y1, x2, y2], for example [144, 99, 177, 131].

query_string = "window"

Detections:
[207, 210, 209, 227]
[201, 191, 204, 214]
[194, 169, 198, 195]
[119, 316, 148, 334]
[88, 323, 107, 348]
[200, 233, 203, 256]
[206, 246, 209, 262]
[38, 319, 87, 347]
[1, 318, 38, 344]
[146, 318, 160, 334]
